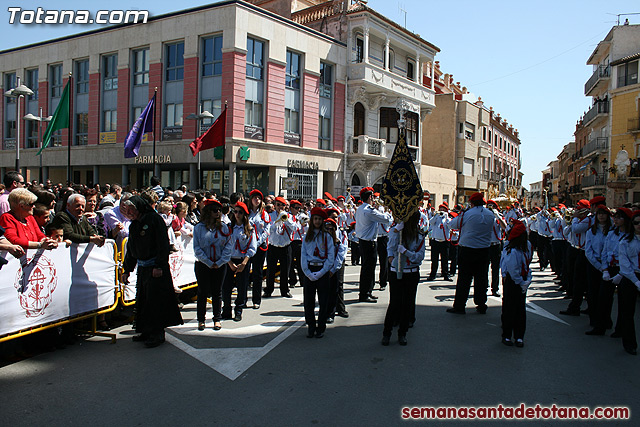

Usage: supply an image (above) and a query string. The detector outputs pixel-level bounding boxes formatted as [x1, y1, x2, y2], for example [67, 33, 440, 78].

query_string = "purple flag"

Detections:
[124, 93, 155, 158]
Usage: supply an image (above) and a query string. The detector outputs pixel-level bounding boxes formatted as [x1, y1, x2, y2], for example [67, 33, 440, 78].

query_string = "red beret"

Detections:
[469, 192, 486, 204]
[558, 204, 566, 209]
[316, 198, 327, 206]
[442, 201, 449, 207]
[486, 199, 498, 208]
[203, 198, 222, 208]
[590, 196, 606, 206]
[324, 218, 338, 228]
[449, 212, 458, 218]
[359, 187, 374, 199]
[325, 207, 340, 217]
[275, 196, 288, 205]
[324, 191, 334, 200]
[310, 207, 327, 219]
[235, 201, 249, 215]
[249, 189, 263, 200]
[289, 199, 302, 207]
[373, 192, 380, 198]
[616, 207, 633, 219]
[550, 207, 557, 212]
[596, 205, 611, 215]
[337, 195, 345, 201]
[508, 220, 527, 240]
[438, 204, 448, 211]
[349, 221, 356, 227]
[576, 199, 591, 210]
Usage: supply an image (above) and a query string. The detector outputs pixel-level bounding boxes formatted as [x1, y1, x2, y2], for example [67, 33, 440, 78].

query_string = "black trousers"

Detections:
[449, 243, 458, 275]
[489, 243, 503, 293]
[195, 261, 227, 322]
[222, 258, 250, 316]
[266, 244, 291, 295]
[501, 273, 526, 340]
[529, 231, 538, 252]
[383, 271, 419, 337]
[429, 239, 449, 277]
[537, 235, 552, 270]
[250, 247, 267, 305]
[303, 266, 331, 334]
[377, 236, 389, 287]
[618, 277, 638, 352]
[561, 246, 578, 295]
[551, 240, 566, 277]
[567, 249, 588, 313]
[585, 262, 602, 326]
[327, 265, 345, 318]
[595, 266, 619, 330]
[289, 240, 303, 287]
[358, 239, 377, 299]
[453, 246, 490, 311]
[350, 240, 360, 265]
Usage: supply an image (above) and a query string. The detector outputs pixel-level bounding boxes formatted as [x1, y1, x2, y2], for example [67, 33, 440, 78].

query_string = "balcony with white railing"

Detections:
[349, 135, 386, 159]
[584, 65, 610, 96]
[348, 61, 435, 108]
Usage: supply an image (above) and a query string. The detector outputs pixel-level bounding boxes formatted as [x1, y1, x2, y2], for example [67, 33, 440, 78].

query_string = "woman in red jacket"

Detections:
[0, 188, 57, 250]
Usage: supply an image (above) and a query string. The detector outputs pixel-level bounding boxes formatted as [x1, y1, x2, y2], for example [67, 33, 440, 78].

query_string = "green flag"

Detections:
[38, 80, 70, 155]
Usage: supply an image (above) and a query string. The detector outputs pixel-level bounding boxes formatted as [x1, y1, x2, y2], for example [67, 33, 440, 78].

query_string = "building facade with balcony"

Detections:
[1, 0, 355, 198]
[291, 0, 438, 196]
[528, 180, 542, 209]
[557, 142, 575, 205]
[487, 110, 521, 200]
[581, 22, 640, 204]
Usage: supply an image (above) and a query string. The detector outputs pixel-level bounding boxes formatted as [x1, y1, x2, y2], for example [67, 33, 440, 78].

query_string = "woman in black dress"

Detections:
[122, 196, 183, 348]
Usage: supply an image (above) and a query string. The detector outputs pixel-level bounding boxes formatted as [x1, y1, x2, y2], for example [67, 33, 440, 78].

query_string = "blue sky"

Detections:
[1, 0, 638, 189]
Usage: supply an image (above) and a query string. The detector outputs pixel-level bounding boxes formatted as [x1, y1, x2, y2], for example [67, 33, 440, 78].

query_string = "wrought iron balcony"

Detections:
[582, 137, 609, 157]
[584, 65, 610, 96]
[581, 173, 607, 188]
[629, 117, 640, 133]
[583, 101, 609, 126]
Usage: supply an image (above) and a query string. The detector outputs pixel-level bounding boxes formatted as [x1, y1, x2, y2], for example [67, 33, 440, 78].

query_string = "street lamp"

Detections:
[185, 109, 215, 190]
[24, 109, 52, 183]
[4, 77, 34, 171]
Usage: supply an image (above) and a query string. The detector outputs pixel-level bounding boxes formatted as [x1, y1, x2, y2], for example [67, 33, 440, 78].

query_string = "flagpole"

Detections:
[67, 72, 73, 185]
[221, 101, 227, 196]
[153, 87, 158, 178]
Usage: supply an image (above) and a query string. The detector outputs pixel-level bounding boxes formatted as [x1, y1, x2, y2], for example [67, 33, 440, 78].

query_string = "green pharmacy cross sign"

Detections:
[239, 146, 250, 161]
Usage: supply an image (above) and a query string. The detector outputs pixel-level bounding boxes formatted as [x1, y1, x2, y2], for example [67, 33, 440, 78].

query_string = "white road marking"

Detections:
[166, 318, 305, 381]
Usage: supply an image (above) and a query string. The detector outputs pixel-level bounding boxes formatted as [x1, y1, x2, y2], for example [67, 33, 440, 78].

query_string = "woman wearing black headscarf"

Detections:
[122, 196, 183, 347]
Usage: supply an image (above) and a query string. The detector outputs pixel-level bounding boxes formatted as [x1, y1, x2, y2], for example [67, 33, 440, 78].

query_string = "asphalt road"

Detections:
[1, 251, 637, 426]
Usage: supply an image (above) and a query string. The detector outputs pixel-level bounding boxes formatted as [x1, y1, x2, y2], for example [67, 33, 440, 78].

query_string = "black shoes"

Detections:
[307, 330, 315, 338]
[262, 292, 272, 298]
[234, 313, 242, 322]
[446, 307, 465, 314]
[476, 305, 487, 314]
[398, 336, 407, 346]
[326, 317, 334, 324]
[381, 336, 390, 346]
[502, 338, 514, 346]
[426, 275, 436, 281]
[443, 276, 453, 282]
[515, 339, 524, 348]
[585, 328, 605, 336]
[198, 322, 205, 331]
[337, 311, 349, 318]
[491, 291, 501, 297]
[132, 333, 148, 342]
[369, 294, 378, 300]
[380, 285, 387, 291]
[315, 331, 324, 338]
[624, 347, 637, 356]
[359, 297, 377, 303]
[221, 313, 233, 320]
[559, 310, 580, 316]
[282, 292, 293, 298]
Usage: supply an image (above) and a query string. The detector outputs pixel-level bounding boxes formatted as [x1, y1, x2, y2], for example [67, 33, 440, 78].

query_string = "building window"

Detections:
[76, 60, 89, 94]
[245, 37, 264, 129]
[319, 62, 332, 150]
[103, 110, 117, 132]
[166, 43, 184, 81]
[494, 134, 497, 147]
[202, 36, 222, 77]
[482, 127, 487, 141]
[406, 112, 418, 147]
[133, 49, 149, 85]
[463, 158, 474, 176]
[165, 103, 183, 128]
[285, 51, 301, 139]
[355, 35, 364, 63]
[288, 166, 318, 200]
[407, 59, 415, 81]
[354, 102, 365, 137]
[380, 108, 399, 143]
[103, 54, 118, 90]
[76, 113, 88, 145]
[49, 65, 63, 146]
[464, 122, 475, 141]
[617, 60, 638, 88]
[26, 68, 38, 100]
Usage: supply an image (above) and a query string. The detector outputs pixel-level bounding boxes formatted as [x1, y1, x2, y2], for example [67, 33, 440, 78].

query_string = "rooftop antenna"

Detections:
[398, 2, 407, 28]
[612, 12, 640, 25]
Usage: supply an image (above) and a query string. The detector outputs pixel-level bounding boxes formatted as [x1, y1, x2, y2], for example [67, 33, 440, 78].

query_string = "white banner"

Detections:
[0, 242, 117, 338]
[122, 234, 197, 302]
